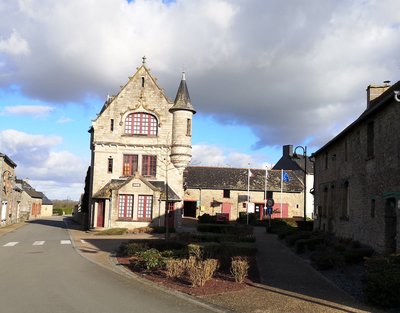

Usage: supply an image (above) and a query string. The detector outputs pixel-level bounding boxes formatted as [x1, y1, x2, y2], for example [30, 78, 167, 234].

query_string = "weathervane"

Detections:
[142, 56, 146, 65]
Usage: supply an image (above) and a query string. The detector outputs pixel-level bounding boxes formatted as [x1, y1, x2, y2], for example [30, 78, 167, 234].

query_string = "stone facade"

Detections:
[314, 81, 400, 253]
[0, 153, 17, 225]
[183, 167, 304, 221]
[89, 59, 195, 229]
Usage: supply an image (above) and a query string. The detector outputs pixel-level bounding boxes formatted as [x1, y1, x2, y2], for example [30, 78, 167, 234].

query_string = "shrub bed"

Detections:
[363, 254, 400, 308]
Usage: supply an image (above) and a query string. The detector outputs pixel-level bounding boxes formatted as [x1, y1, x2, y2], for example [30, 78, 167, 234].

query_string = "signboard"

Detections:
[267, 207, 273, 215]
[247, 202, 255, 213]
[266, 198, 275, 207]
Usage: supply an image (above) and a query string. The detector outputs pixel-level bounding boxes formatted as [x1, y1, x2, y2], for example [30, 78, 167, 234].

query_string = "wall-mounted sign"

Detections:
[132, 183, 141, 187]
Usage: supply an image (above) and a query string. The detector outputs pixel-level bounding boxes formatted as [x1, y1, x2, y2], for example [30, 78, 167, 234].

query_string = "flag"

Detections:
[248, 169, 254, 178]
[282, 171, 290, 182]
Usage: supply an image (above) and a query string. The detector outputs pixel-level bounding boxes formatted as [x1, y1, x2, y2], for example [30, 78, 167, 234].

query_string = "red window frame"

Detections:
[125, 113, 157, 136]
[118, 194, 134, 219]
[123, 154, 138, 176]
[142, 155, 157, 177]
[137, 195, 152, 220]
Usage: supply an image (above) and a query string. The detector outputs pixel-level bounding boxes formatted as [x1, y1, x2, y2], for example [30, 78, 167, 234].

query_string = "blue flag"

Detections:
[282, 171, 290, 182]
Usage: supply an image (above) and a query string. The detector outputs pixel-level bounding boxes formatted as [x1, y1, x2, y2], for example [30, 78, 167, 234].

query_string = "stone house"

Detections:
[0, 153, 17, 225]
[17, 179, 43, 220]
[88, 58, 195, 229]
[183, 166, 304, 221]
[38, 193, 53, 217]
[313, 81, 400, 253]
[273, 145, 315, 219]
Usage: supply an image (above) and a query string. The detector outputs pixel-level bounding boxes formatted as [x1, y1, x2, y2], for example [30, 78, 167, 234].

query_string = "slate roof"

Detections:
[0, 153, 17, 168]
[315, 80, 400, 155]
[184, 166, 303, 192]
[273, 155, 314, 174]
[169, 72, 196, 114]
[38, 193, 53, 205]
[16, 179, 43, 199]
[93, 177, 180, 201]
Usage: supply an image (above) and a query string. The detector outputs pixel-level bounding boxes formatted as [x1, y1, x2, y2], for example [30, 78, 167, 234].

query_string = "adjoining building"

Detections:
[183, 166, 304, 221]
[88, 58, 195, 229]
[273, 145, 315, 219]
[0, 153, 17, 225]
[313, 81, 400, 253]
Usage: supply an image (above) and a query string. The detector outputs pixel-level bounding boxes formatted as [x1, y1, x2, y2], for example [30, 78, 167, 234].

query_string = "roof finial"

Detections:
[182, 71, 186, 81]
[142, 55, 146, 65]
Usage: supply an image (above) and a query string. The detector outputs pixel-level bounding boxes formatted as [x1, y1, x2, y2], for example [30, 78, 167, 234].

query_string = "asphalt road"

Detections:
[0, 217, 221, 313]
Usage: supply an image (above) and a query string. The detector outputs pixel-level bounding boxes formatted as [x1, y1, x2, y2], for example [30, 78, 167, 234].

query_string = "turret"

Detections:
[169, 72, 196, 172]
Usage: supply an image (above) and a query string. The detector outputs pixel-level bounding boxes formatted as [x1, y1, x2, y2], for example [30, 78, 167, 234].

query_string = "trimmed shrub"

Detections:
[285, 231, 313, 246]
[150, 226, 176, 233]
[95, 228, 128, 236]
[197, 224, 236, 234]
[343, 247, 374, 264]
[230, 256, 249, 283]
[310, 249, 344, 270]
[118, 242, 149, 257]
[198, 213, 217, 224]
[139, 248, 164, 270]
[186, 257, 219, 287]
[165, 258, 186, 279]
[188, 242, 221, 260]
[222, 242, 257, 257]
[296, 220, 314, 231]
[237, 212, 256, 225]
[364, 255, 400, 308]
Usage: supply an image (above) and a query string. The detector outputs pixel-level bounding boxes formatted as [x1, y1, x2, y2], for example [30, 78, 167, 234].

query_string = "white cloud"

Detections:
[56, 117, 74, 124]
[0, 0, 400, 149]
[0, 29, 30, 55]
[192, 144, 272, 169]
[0, 129, 87, 199]
[1, 105, 54, 117]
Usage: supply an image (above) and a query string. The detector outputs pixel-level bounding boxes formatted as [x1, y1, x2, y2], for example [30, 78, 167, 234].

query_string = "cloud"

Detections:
[1, 0, 400, 150]
[192, 144, 272, 168]
[0, 129, 87, 199]
[0, 29, 30, 55]
[56, 117, 74, 124]
[1, 105, 54, 117]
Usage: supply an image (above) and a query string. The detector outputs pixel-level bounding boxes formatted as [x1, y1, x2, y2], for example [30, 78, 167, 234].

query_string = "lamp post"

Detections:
[293, 146, 307, 222]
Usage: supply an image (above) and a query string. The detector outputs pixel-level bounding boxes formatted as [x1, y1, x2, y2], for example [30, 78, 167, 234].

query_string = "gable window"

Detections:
[110, 119, 114, 131]
[125, 113, 157, 136]
[138, 195, 152, 220]
[118, 194, 134, 219]
[367, 121, 374, 158]
[123, 154, 138, 176]
[142, 155, 157, 177]
[108, 157, 113, 173]
[223, 189, 230, 198]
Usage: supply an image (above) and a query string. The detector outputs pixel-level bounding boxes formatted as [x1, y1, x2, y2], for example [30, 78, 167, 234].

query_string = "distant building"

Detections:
[38, 193, 53, 217]
[273, 145, 314, 218]
[17, 179, 43, 220]
[313, 81, 400, 253]
[88, 58, 195, 229]
[183, 166, 304, 221]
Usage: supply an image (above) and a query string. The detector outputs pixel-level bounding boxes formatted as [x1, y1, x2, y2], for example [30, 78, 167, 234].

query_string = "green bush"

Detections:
[53, 208, 63, 216]
[296, 220, 314, 231]
[343, 247, 374, 264]
[364, 255, 400, 308]
[118, 242, 149, 256]
[188, 242, 221, 260]
[139, 248, 165, 270]
[310, 249, 344, 270]
[197, 224, 236, 234]
[95, 228, 128, 236]
[198, 213, 217, 224]
[237, 212, 256, 225]
[222, 242, 257, 257]
[285, 231, 313, 246]
[150, 226, 176, 233]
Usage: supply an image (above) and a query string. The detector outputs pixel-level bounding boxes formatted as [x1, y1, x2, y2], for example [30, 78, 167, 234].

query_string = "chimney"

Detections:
[367, 81, 391, 109]
[283, 145, 293, 157]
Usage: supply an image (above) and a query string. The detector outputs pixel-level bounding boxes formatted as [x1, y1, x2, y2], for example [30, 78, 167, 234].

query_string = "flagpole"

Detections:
[247, 164, 250, 225]
[280, 169, 283, 218]
[264, 167, 268, 218]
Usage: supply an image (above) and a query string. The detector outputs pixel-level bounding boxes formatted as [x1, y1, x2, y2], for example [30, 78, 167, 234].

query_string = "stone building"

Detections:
[273, 145, 315, 219]
[183, 166, 304, 221]
[88, 58, 195, 229]
[0, 153, 17, 225]
[313, 81, 400, 253]
[17, 179, 43, 220]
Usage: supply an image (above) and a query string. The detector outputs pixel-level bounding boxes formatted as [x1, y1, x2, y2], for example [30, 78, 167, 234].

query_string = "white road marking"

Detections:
[33, 241, 45, 246]
[60, 240, 71, 245]
[3, 242, 19, 247]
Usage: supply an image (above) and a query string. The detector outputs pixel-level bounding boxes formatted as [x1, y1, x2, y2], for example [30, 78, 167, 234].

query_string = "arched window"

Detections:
[125, 112, 157, 136]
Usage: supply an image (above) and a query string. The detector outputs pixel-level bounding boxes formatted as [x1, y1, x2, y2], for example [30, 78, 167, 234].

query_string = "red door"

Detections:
[97, 200, 105, 227]
[221, 202, 231, 220]
[167, 202, 175, 228]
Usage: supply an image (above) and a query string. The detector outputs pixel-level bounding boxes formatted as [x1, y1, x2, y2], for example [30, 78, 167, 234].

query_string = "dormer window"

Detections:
[125, 112, 158, 136]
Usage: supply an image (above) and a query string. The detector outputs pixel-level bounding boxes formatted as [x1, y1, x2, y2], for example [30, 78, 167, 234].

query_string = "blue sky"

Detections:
[1, 0, 400, 199]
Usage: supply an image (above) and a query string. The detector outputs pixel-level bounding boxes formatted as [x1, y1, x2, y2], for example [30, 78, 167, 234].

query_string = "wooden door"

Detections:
[97, 200, 105, 227]
[221, 202, 231, 220]
[167, 202, 175, 228]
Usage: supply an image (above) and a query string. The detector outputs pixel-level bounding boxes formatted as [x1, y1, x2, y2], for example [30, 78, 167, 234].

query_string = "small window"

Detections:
[142, 155, 157, 177]
[108, 157, 113, 173]
[367, 121, 374, 158]
[141, 77, 145, 87]
[371, 199, 376, 218]
[186, 119, 192, 136]
[223, 189, 230, 198]
[110, 119, 114, 131]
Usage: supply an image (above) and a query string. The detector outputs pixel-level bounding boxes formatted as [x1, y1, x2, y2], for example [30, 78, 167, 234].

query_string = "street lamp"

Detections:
[293, 146, 307, 222]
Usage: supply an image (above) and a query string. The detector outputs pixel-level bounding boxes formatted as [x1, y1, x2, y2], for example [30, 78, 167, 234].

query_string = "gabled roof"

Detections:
[184, 166, 303, 192]
[37, 193, 53, 205]
[315, 80, 400, 155]
[16, 179, 43, 199]
[170, 72, 196, 114]
[148, 181, 180, 201]
[273, 155, 314, 174]
[0, 153, 17, 168]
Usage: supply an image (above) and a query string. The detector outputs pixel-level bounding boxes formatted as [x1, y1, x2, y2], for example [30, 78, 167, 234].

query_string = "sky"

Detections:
[1, 0, 400, 200]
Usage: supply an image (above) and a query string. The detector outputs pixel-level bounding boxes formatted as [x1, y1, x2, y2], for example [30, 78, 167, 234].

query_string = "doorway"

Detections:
[97, 200, 105, 227]
[183, 201, 197, 218]
[384, 197, 397, 254]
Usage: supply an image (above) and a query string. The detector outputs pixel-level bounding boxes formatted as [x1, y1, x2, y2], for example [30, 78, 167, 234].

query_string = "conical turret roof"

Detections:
[170, 72, 196, 114]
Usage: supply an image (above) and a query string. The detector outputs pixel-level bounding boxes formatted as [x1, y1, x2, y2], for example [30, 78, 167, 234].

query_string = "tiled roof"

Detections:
[170, 73, 196, 113]
[16, 179, 43, 199]
[184, 166, 303, 192]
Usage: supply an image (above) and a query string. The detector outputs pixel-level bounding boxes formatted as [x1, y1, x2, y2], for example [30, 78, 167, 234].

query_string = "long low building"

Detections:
[183, 166, 304, 221]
